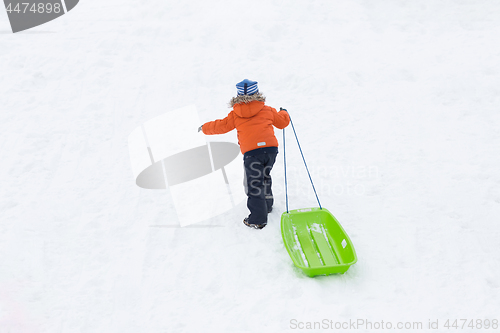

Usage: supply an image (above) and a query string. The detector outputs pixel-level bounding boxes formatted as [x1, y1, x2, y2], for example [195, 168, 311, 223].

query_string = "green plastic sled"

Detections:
[281, 207, 357, 277]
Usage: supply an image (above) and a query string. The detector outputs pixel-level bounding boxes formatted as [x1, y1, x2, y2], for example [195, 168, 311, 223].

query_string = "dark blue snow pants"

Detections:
[243, 147, 278, 225]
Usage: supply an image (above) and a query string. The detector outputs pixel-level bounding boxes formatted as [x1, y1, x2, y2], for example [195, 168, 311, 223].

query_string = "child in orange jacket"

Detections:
[199, 79, 290, 229]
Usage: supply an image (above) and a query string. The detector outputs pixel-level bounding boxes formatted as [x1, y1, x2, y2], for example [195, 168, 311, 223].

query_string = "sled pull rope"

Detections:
[283, 127, 289, 213]
[283, 114, 322, 211]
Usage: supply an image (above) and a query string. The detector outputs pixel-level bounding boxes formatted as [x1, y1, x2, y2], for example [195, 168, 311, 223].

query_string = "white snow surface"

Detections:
[1, 1, 500, 332]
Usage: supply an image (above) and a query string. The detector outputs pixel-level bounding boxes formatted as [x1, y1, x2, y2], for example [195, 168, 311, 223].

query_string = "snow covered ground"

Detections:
[1, 0, 499, 332]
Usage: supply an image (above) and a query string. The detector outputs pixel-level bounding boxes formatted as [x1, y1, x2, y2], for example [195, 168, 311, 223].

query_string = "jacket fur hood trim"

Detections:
[229, 92, 266, 108]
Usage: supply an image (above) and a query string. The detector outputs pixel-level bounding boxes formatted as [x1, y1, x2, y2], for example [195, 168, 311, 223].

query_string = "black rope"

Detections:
[283, 113, 322, 211]
[283, 127, 289, 213]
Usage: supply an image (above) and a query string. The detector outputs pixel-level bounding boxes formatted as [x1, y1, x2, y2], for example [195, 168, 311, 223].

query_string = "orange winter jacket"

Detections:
[202, 101, 290, 154]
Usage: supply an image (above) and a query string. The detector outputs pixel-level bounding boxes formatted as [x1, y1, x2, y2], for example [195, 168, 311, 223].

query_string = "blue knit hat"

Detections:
[236, 79, 258, 96]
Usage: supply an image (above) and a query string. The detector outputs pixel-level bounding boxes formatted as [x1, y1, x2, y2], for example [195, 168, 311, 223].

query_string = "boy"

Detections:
[199, 79, 290, 229]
